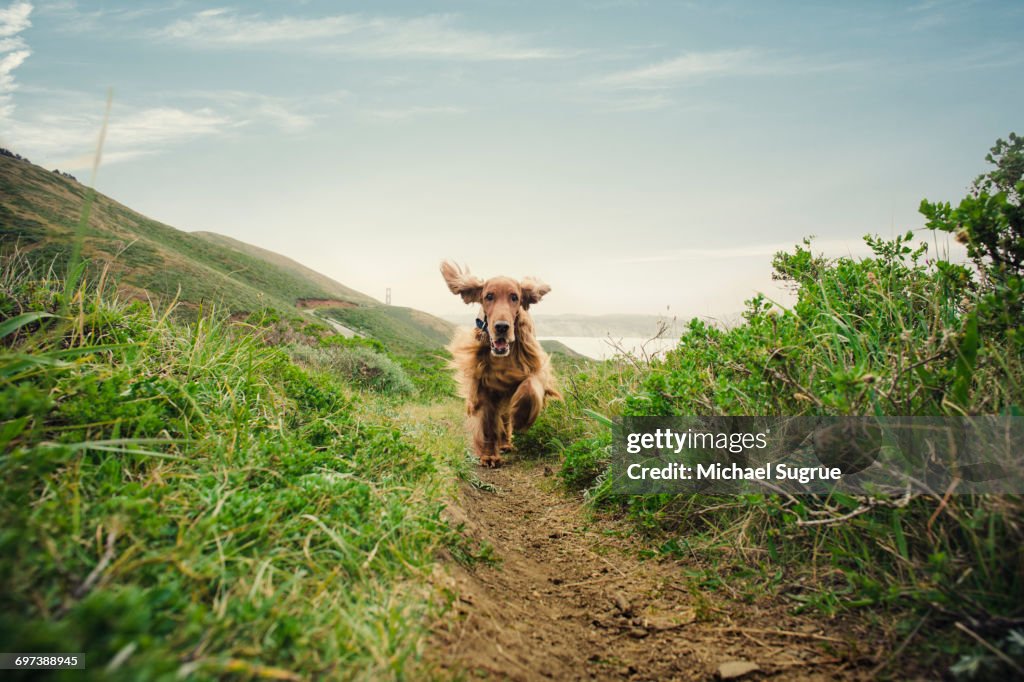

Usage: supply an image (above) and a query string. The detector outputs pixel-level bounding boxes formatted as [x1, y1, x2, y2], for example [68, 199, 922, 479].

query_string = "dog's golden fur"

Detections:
[441, 261, 561, 466]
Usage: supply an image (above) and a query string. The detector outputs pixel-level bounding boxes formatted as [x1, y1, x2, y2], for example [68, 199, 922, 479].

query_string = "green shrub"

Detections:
[630, 230, 993, 418]
[319, 332, 387, 353]
[612, 230, 1023, 623]
[291, 344, 415, 397]
[921, 132, 1024, 342]
[395, 351, 454, 401]
[559, 433, 611, 490]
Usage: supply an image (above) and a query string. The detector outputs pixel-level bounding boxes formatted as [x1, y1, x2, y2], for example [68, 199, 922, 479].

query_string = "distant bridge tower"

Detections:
[386, 288, 391, 305]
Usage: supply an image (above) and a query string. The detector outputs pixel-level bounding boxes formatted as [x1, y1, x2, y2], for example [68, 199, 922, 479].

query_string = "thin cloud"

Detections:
[597, 49, 756, 90]
[177, 90, 322, 133]
[0, 1, 32, 120]
[594, 48, 854, 91]
[5, 104, 238, 170]
[157, 9, 569, 61]
[365, 105, 466, 121]
[603, 93, 673, 112]
[907, 0, 975, 13]
[1, 86, 332, 167]
[947, 43, 1024, 71]
[905, 0, 976, 31]
[36, 1, 189, 34]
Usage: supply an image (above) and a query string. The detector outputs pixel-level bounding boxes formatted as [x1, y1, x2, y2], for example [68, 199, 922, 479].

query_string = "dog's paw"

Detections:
[478, 453, 503, 468]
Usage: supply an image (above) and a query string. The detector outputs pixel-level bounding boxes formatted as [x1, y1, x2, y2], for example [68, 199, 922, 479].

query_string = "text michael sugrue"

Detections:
[623, 428, 843, 483]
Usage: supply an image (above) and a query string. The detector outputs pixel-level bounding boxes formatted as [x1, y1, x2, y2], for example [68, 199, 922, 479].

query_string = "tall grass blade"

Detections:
[0, 312, 55, 339]
[62, 88, 113, 312]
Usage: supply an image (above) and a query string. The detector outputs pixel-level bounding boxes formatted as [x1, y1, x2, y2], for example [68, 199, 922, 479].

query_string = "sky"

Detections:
[1, 1, 1021, 319]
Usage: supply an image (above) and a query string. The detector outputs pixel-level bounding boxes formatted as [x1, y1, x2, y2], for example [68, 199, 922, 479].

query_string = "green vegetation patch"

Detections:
[319, 306, 455, 400]
[0, 257, 450, 680]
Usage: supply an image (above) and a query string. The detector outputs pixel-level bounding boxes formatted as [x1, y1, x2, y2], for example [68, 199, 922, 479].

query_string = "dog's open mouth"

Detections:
[490, 338, 512, 356]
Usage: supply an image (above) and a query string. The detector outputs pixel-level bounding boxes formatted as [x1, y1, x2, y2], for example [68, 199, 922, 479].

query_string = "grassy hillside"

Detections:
[192, 231, 376, 306]
[0, 153, 377, 313]
[0, 153, 586, 371]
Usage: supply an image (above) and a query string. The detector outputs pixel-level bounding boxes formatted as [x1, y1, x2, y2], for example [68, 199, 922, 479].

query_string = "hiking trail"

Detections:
[428, 459, 885, 681]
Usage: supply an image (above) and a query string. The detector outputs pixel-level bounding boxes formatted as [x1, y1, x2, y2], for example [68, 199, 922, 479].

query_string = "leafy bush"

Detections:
[312, 322, 453, 401]
[632, 229, 1002, 417]
[395, 350, 454, 401]
[921, 132, 1024, 340]
[616, 229, 1023, 615]
[559, 433, 611, 490]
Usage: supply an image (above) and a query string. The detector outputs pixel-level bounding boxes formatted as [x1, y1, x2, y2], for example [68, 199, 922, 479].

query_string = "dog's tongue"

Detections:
[494, 339, 508, 352]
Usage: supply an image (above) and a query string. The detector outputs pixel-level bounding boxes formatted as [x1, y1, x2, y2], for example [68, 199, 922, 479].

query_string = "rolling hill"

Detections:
[0, 151, 377, 310]
[0, 150, 457, 354]
[191, 231, 375, 307]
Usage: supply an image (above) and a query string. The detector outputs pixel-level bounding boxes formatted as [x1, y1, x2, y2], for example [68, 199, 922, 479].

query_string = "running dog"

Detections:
[440, 261, 562, 466]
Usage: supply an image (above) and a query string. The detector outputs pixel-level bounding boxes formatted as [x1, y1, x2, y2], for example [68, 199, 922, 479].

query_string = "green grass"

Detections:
[0, 254, 458, 680]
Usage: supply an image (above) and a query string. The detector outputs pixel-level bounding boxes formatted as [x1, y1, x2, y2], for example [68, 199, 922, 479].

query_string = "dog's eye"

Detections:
[485, 293, 494, 301]
[510, 294, 519, 303]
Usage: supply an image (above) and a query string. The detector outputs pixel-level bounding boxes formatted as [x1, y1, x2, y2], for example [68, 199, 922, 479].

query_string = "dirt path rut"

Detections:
[431, 462, 881, 681]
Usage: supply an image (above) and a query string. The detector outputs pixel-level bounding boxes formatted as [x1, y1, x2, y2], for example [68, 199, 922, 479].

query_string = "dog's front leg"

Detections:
[511, 376, 545, 431]
[497, 404, 514, 453]
[472, 399, 502, 467]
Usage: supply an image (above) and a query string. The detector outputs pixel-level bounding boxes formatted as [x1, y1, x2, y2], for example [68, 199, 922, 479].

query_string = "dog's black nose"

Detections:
[494, 321, 510, 335]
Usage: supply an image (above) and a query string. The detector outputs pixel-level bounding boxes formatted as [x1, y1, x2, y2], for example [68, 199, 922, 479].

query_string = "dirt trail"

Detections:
[431, 461, 882, 681]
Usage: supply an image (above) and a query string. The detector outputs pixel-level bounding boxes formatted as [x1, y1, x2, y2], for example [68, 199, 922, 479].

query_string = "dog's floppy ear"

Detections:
[440, 260, 484, 304]
[519, 277, 551, 310]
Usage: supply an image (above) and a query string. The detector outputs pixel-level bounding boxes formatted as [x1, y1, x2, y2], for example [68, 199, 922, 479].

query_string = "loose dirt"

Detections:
[430, 461, 886, 681]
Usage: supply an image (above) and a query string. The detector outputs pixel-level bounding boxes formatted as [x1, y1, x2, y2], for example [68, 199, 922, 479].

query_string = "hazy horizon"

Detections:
[2, 1, 1018, 318]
